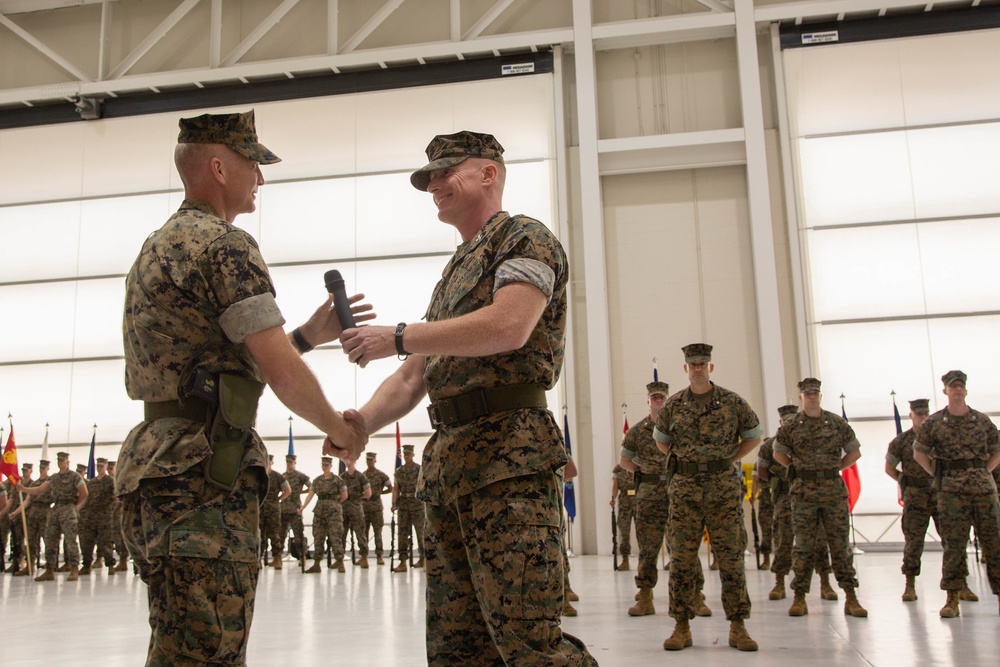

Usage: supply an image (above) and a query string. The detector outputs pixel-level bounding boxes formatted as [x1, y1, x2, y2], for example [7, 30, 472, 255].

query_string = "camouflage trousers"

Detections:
[790, 491, 858, 593]
[79, 511, 116, 568]
[112, 502, 127, 562]
[615, 496, 635, 557]
[342, 500, 368, 557]
[25, 507, 49, 568]
[44, 504, 81, 567]
[259, 501, 282, 559]
[771, 492, 831, 577]
[279, 509, 306, 559]
[122, 464, 263, 667]
[311, 502, 344, 561]
[758, 490, 774, 554]
[938, 490, 1000, 594]
[900, 486, 941, 577]
[668, 470, 750, 621]
[7, 517, 23, 565]
[424, 472, 597, 666]
[363, 501, 385, 557]
[634, 484, 678, 590]
[0, 514, 8, 565]
[397, 497, 425, 560]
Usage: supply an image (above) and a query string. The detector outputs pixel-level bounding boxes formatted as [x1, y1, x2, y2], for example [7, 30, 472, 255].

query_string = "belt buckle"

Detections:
[427, 404, 443, 428]
[697, 462, 709, 473]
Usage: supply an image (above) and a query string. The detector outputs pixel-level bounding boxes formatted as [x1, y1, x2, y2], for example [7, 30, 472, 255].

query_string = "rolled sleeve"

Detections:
[494, 257, 555, 301]
[741, 424, 764, 442]
[842, 437, 861, 454]
[885, 453, 901, 466]
[773, 442, 792, 458]
[219, 293, 285, 343]
[621, 447, 637, 461]
[757, 457, 771, 470]
[653, 426, 671, 445]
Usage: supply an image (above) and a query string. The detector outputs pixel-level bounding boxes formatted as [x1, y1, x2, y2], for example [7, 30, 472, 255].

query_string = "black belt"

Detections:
[399, 492, 417, 498]
[939, 459, 986, 472]
[638, 473, 669, 484]
[796, 468, 841, 481]
[317, 494, 339, 501]
[144, 397, 212, 421]
[674, 458, 733, 475]
[427, 383, 547, 428]
[902, 474, 932, 488]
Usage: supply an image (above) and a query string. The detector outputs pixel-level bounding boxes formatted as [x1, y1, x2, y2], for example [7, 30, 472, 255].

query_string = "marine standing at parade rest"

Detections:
[610, 462, 636, 571]
[363, 451, 392, 565]
[751, 462, 773, 571]
[342, 131, 596, 666]
[392, 444, 425, 572]
[79, 457, 117, 575]
[116, 109, 367, 666]
[13, 461, 52, 576]
[20, 452, 88, 582]
[107, 460, 129, 573]
[913, 370, 1000, 617]
[654, 343, 762, 652]
[4, 463, 32, 573]
[758, 405, 838, 602]
[280, 454, 311, 566]
[301, 457, 348, 573]
[341, 460, 372, 568]
[261, 455, 291, 569]
[774, 378, 869, 618]
[620, 381, 710, 618]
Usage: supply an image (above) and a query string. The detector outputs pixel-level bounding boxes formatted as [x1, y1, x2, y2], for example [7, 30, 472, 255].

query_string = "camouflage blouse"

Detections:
[653, 384, 762, 461]
[312, 475, 347, 504]
[49, 470, 85, 504]
[281, 470, 311, 509]
[363, 468, 391, 508]
[774, 410, 859, 496]
[81, 475, 115, 515]
[341, 470, 370, 502]
[886, 429, 933, 483]
[914, 408, 999, 496]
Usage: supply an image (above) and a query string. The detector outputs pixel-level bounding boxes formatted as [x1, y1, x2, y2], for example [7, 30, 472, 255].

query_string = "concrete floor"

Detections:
[1, 550, 997, 666]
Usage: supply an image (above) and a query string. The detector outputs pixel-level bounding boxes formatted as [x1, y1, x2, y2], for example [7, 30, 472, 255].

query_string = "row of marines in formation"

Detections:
[0, 445, 428, 579]
[609, 343, 1000, 653]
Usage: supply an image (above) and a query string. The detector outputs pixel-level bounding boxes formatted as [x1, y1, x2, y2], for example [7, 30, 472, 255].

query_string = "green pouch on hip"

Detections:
[205, 373, 264, 492]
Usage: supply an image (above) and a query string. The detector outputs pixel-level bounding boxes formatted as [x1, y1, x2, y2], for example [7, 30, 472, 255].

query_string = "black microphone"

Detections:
[323, 269, 356, 329]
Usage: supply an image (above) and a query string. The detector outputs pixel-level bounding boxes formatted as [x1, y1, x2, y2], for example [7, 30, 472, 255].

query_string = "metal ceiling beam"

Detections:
[106, 0, 201, 80]
[339, 0, 406, 53]
[221, 0, 301, 67]
[0, 11, 93, 84]
[693, 0, 734, 13]
[591, 12, 736, 50]
[755, 0, 930, 22]
[0, 0, 102, 13]
[463, 0, 515, 40]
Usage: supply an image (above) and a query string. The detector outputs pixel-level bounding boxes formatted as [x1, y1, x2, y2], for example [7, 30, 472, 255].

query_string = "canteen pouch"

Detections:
[205, 373, 264, 492]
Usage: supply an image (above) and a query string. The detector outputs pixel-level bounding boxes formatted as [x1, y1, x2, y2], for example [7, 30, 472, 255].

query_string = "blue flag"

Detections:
[892, 396, 903, 436]
[287, 420, 295, 457]
[86, 432, 96, 478]
[563, 411, 576, 522]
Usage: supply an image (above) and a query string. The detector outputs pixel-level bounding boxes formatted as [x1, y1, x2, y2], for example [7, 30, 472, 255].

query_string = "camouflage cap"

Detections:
[402, 444, 415, 453]
[797, 378, 822, 393]
[96, 457, 108, 465]
[777, 404, 798, 417]
[56, 452, 69, 460]
[21, 462, 33, 470]
[321, 456, 333, 465]
[410, 130, 504, 191]
[108, 460, 116, 467]
[941, 370, 967, 386]
[682, 343, 712, 363]
[177, 109, 280, 165]
[366, 452, 377, 460]
[76, 464, 87, 472]
[908, 398, 930, 413]
[39, 460, 50, 467]
[646, 381, 670, 397]
[267, 454, 274, 461]
[286, 454, 297, 461]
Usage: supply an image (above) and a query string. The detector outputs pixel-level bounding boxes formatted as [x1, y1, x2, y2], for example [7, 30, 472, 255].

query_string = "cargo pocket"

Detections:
[501, 498, 563, 620]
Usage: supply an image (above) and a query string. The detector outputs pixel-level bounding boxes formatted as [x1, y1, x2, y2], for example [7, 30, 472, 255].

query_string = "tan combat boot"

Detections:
[562, 600, 578, 617]
[67, 565, 80, 581]
[304, 560, 321, 574]
[94, 556, 103, 568]
[959, 584, 979, 602]
[939, 590, 960, 618]
[902, 575, 917, 602]
[56, 563, 70, 573]
[662, 620, 692, 651]
[694, 591, 712, 617]
[34, 568, 55, 582]
[769, 574, 786, 600]
[844, 588, 868, 617]
[13, 566, 29, 577]
[335, 558, 346, 573]
[729, 619, 758, 652]
[617, 555, 630, 571]
[413, 557, 425, 569]
[114, 558, 128, 572]
[628, 588, 655, 616]
[392, 561, 407, 573]
[567, 587, 579, 602]
[376, 556, 384, 565]
[358, 555, 369, 569]
[108, 564, 116, 576]
[819, 572, 839, 600]
[79, 564, 91, 576]
[273, 556, 283, 571]
[760, 553, 771, 571]
[788, 591, 808, 616]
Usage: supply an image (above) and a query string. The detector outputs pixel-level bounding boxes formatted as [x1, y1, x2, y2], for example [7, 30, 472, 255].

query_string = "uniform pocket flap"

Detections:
[505, 498, 560, 528]
[169, 525, 258, 562]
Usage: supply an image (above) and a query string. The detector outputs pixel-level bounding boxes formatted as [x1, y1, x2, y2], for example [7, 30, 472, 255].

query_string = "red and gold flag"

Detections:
[0, 421, 19, 485]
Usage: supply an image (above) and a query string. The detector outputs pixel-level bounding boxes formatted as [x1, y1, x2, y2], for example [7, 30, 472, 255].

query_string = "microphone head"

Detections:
[324, 269, 345, 291]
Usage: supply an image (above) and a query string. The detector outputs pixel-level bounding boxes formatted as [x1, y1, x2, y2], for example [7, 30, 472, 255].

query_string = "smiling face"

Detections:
[222, 149, 264, 218]
[426, 159, 486, 224]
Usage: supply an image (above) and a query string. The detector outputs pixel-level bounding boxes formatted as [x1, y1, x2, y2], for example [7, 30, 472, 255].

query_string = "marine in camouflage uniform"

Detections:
[654, 344, 762, 652]
[913, 370, 1000, 618]
[261, 456, 291, 569]
[751, 463, 773, 568]
[107, 460, 129, 572]
[362, 452, 392, 565]
[774, 378, 868, 618]
[610, 463, 636, 569]
[341, 462, 371, 567]
[279, 454, 311, 563]
[80, 457, 117, 575]
[11, 464, 42, 574]
[393, 444, 425, 572]
[302, 458, 347, 573]
[20, 452, 87, 581]
[346, 131, 595, 666]
[3, 469, 29, 572]
[758, 407, 836, 602]
[116, 110, 365, 666]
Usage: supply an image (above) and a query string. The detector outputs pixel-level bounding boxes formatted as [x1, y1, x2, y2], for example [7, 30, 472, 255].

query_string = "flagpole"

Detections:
[840, 394, 859, 551]
[562, 404, 573, 557]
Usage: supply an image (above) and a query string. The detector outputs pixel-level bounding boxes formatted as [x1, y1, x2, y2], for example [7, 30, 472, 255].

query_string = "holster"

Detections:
[199, 372, 264, 492]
